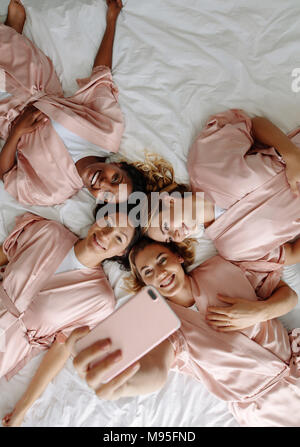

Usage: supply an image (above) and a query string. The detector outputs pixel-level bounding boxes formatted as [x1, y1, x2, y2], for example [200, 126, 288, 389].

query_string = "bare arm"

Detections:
[206, 280, 298, 332]
[252, 116, 300, 195]
[0, 245, 8, 267]
[93, 0, 123, 70]
[252, 116, 298, 159]
[0, 130, 20, 180]
[2, 327, 88, 427]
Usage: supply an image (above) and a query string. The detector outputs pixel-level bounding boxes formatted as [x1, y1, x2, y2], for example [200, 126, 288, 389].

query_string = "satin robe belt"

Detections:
[0, 285, 50, 348]
[4, 87, 49, 125]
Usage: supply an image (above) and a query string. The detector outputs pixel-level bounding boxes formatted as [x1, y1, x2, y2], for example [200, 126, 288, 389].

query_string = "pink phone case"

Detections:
[74, 286, 181, 383]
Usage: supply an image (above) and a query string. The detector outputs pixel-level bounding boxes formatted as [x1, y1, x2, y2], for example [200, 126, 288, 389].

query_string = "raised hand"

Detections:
[69, 328, 140, 400]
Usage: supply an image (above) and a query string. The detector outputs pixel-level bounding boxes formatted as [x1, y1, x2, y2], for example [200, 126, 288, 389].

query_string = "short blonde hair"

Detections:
[125, 237, 196, 294]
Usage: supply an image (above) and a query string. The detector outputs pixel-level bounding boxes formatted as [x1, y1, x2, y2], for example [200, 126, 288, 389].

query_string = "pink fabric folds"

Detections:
[0, 24, 124, 205]
[168, 256, 300, 427]
[0, 213, 115, 380]
[187, 108, 300, 296]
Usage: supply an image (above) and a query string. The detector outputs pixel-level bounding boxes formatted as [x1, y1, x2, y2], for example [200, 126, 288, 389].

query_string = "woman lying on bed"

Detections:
[147, 109, 300, 257]
[43, 237, 300, 428]
[0, 0, 148, 205]
[145, 110, 300, 306]
[0, 203, 140, 426]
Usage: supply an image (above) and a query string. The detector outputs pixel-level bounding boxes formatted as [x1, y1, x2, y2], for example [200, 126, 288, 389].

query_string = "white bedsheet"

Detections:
[0, 0, 300, 428]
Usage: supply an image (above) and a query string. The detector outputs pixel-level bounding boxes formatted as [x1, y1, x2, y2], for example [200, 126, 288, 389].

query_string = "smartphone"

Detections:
[74, 286, 181, 383]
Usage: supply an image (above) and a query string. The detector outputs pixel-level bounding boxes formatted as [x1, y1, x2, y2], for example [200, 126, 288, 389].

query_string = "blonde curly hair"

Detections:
[131, 152, 177, 193]
[111, 151, 189, 194]
[125, 236, 196, 294]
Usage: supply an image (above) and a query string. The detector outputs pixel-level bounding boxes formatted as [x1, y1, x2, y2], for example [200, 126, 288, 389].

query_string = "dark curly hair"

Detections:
[94, 201, 142, 271]
[118, 162, 148, 195]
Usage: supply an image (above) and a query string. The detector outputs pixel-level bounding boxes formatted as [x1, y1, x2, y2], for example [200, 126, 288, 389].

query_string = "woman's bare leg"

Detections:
[4, 0, 26, 34]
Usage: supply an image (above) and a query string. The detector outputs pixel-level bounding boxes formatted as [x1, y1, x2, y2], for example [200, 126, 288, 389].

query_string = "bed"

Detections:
[0, 0, 300, 427]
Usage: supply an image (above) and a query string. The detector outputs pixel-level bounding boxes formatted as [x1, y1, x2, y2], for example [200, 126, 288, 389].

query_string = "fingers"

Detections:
[207, 319, 233, 327]
[206, 313, 231, 321]
[86, 349, 122, 389]
[2, 413, 12, 426]
[212, 326, 237, 332]
[216, 294, 237, 304]
[73, 338, 112, 375]
[85, 349, 122, 388]
[65, 326, 91, 352]
[33, 109, 42, 120]
[95, 362, 140, 400]
[207, 305, 231, 315]
[206, 318, 237, 331]
[289, 180, 300, 196]
[32, 112, 48, 128]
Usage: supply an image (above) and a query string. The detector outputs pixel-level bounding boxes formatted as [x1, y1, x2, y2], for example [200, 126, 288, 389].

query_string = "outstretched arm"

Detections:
[0, 130, 21, 181]
[2, 327, 88, 427]
[252, 116, 300, 195]
[93, 0, 123, 70]
[0, 106, 47, 181]
[206, 280, 298, 332]
[0, 245, 8, 267]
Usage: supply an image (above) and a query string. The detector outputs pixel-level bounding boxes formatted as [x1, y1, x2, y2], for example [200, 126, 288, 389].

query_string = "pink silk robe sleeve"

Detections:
[187, 109, 300, 297]
[0, 213, 115, 380]
[0, 24, 124, 205]
[168, 256, 300, 427]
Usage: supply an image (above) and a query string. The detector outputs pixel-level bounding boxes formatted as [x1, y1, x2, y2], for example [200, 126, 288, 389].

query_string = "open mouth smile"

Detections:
[93, 233, 106, 250]
[160, 273, 175, 288]
[91, 170, 101, 188]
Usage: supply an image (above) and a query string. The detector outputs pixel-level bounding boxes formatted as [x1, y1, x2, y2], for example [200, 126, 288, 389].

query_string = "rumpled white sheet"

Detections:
[0, 0, 300, 427]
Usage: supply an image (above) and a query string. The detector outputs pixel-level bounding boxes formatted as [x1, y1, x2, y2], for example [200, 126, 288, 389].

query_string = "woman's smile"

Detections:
[92, 232, 107, 251]
[159, 273, 175, 289]
[90, 170, 102, 188]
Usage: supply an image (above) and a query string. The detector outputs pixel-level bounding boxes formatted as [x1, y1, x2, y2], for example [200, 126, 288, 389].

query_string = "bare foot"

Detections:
[5, 0, 26, 34]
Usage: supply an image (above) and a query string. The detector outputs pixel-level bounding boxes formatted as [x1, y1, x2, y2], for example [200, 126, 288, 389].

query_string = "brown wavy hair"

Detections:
[125, 236, 196, 294]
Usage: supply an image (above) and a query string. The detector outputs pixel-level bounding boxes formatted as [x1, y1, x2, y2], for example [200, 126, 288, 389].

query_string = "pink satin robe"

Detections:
[187, 109, 300, 298]
[168, 256, 300, 427]
[0, 24, 124, 205]
[0, 213, 115, 380]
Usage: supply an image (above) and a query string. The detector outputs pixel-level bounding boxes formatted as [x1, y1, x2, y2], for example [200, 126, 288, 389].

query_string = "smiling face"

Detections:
[134, 243, 186, 299]
[85, 211, 135, 260]
[80, 161, 133, 203]
[147, 196, 198, 243]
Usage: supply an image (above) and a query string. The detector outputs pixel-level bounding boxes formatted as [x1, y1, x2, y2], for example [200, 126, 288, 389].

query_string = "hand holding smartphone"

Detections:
[74, 286, 181, 384]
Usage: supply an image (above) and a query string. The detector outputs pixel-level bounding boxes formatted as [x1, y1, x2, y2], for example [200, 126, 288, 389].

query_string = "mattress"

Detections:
[0, 0, 300, 427]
